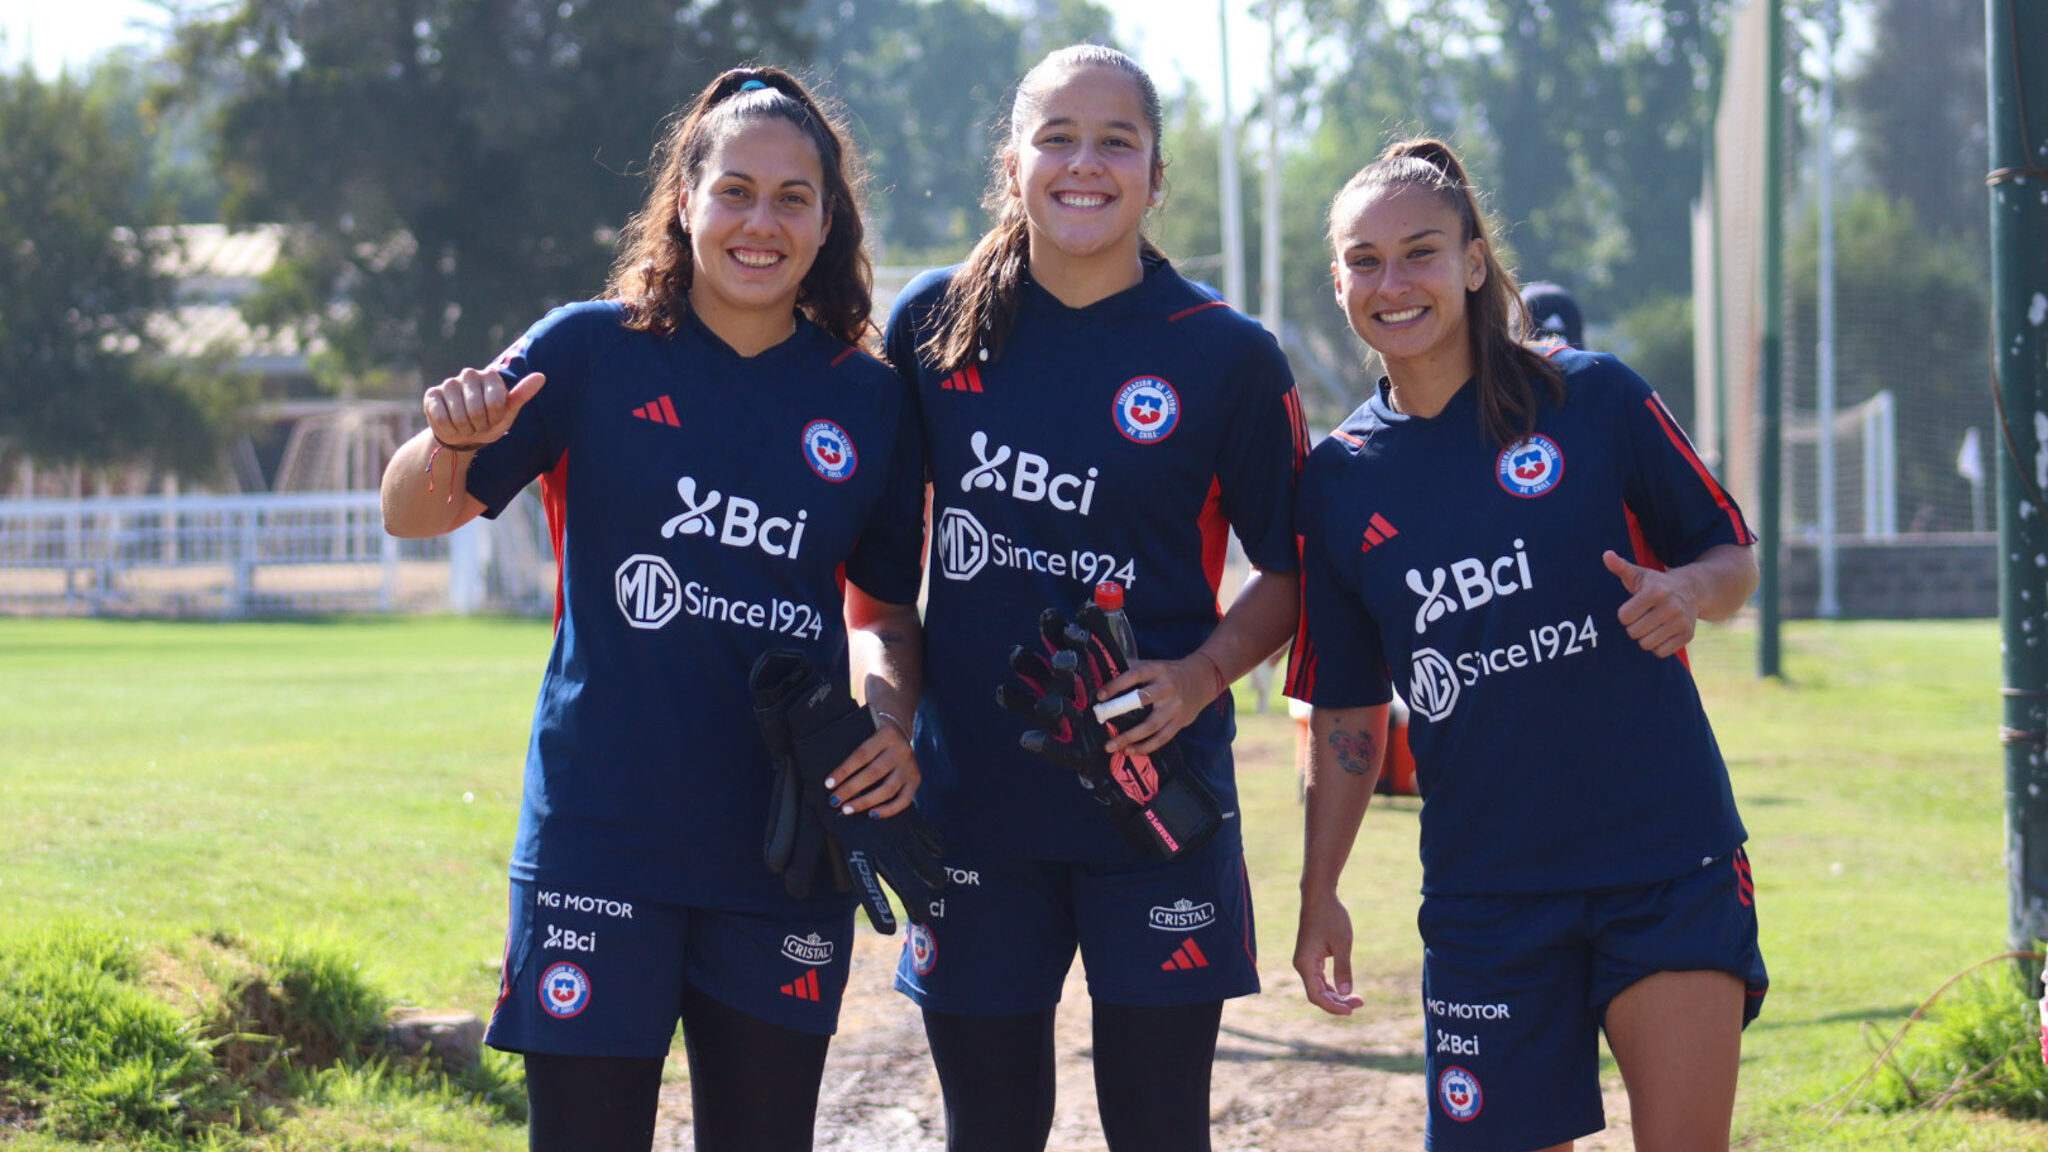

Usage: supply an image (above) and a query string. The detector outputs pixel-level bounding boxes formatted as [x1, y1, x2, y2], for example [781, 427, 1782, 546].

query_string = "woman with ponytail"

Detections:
[381, 66, 925, 1152]
[1288, 136, 1766, 1152]
[883, 44, 1307, 1152]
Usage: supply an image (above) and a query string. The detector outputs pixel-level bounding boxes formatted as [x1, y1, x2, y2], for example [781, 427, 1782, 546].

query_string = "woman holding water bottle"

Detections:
[881, 43, 1308, 1152]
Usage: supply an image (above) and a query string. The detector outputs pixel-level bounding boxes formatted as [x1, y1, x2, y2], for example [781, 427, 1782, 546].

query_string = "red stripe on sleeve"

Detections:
[540, 451, 571, 632]
[1642, 394, 1754, 544]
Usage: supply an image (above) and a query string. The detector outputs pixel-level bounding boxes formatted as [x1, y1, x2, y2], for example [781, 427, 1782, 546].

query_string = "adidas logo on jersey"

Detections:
[1161, 938, 1210, 971]
[631, 395, 681, 426]
[941, 366, 984, 393]
[780, 970, 822, 1000]
[1359, 513, 1399, 554]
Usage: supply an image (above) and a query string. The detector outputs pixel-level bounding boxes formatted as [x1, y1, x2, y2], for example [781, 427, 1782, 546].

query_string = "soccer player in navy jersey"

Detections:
[1286, 137, 1767, 1152]
[882, 44, 1308, 1152]
[379, 67, 925, 1152]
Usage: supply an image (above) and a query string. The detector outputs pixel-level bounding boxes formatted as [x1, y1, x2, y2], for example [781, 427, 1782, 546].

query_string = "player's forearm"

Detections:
[381, 430, 486, 538]
[846, 588, 923, 738]
[1194, 569, 1299, 685]
[1679, 543, 1759, 623]
[1299, 703, 1386, 897]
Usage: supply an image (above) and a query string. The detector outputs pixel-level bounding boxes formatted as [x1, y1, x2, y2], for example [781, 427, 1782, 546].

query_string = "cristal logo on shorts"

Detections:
[781, 933, 834, 966]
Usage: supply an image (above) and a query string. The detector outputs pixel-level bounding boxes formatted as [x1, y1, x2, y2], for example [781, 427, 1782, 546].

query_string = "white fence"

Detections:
[0, 492, 554, 618]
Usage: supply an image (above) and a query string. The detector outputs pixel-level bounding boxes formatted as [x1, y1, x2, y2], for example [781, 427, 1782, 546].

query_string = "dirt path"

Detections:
[651, 928, 1637, 1151]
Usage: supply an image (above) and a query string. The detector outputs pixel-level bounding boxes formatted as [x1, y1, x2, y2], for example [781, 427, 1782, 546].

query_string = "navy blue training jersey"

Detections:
[463, 301, 924, 911]
[1286, 350, 1754, 896]
[887, 258, 1307, 862]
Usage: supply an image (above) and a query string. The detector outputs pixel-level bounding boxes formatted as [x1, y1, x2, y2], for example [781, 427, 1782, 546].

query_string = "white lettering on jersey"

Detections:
[1406, 539, 1533, 634]
[960, 431, 1097, 516]
[661, 476, 808, 559]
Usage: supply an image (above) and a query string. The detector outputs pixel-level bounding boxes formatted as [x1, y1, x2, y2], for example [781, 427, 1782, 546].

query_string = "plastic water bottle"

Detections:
[1094, 580, 1138, 661]
[1090, 580, 1144, 725]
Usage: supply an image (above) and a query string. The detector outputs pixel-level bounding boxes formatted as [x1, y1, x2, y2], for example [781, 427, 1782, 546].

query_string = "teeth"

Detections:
[1057, 193, 1108, 208]
[1379, 306, 1425, 323]
[732, 250, 781, 268]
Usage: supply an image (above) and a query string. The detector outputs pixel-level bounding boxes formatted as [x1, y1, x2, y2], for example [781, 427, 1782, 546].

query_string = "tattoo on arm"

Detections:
[1329, 728, 1379, 777]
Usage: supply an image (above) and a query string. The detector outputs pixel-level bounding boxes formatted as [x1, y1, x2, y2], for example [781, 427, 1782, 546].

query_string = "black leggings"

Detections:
[922, 999, 1224, 1152]
[524, 983, 831, 1152]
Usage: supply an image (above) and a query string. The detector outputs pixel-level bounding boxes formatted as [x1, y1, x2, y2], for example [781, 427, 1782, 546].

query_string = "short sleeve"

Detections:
[1283, 450, 1393, 709]
[1215, 331, 1309, 574]
[1611, 360, 1755, 566]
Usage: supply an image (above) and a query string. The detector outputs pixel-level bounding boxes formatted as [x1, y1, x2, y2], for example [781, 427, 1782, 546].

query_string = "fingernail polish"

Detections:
[828, 794, 842, 807]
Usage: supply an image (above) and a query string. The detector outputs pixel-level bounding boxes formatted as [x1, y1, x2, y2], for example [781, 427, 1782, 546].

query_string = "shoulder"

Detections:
[1546, 347, 1654, 407]
[891, 265, 960, 324]
[502, 300, 635, 369]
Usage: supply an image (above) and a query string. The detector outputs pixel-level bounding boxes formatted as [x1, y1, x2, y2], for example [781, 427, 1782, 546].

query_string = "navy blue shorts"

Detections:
[1418, 848, 1768, 1151]
[893, 840, 1259, 1014]
[484, 879, 858, 1057]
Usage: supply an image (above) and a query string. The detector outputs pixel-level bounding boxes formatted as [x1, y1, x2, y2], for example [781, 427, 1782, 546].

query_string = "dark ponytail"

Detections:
[1327, 137, 1565, 447]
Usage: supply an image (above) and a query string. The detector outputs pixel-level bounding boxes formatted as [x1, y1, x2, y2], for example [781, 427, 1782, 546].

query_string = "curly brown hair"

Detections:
[1327, 137, 1566, 447]
[604, 65, 874, 348]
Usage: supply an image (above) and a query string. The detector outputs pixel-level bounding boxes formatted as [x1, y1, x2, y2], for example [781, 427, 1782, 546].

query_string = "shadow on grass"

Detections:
[1210, 1024, 1426, 1075]
[1746, 1003, 1923, 1030]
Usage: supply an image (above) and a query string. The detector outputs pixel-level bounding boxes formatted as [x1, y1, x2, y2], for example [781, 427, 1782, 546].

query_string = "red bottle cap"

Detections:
[1094, 581, 1125, 611]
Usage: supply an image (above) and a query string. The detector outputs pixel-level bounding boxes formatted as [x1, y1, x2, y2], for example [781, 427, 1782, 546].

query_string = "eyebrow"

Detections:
[1345, 227, 1449, 252]
[716, 170, 819, 192]
[1039, 114, 1145, 135]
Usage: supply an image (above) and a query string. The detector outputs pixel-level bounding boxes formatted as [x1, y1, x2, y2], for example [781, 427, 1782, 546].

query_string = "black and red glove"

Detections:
[997, 603, 1223, 860]
[751, 650, 945, 934]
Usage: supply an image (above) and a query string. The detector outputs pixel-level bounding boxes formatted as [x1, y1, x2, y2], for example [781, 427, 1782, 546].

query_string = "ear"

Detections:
[1330, 259, 1344, 299]
[1004, 152, 1020, 199]
[1465, 239, 1488, 293]
[677, 186, 692, 233]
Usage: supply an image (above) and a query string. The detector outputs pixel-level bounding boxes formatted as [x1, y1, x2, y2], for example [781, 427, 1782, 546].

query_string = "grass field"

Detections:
[1, 614, 2042, 1149]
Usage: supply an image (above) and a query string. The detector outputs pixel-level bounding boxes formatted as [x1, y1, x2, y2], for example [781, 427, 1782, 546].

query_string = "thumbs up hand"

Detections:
[1602, 549, 1700, 658]
[423, 368, 546, 449]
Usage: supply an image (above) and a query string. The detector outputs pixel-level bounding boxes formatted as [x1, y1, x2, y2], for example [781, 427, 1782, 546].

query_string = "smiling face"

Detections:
[1007, 62, 1162, 293]
[678, 116, 828, 350]
[1330, 183, 1488, 397]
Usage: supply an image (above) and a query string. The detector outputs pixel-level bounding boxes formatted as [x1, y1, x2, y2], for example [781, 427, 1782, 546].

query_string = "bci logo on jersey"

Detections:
[802, 419, 857, 482]
[660, 476, 810, 558]
[1497, 434, 1564, 497]
[959, 431, 1099, 516]
[1113, 377, 1180, 443]
[1405, 539, 1534, 635]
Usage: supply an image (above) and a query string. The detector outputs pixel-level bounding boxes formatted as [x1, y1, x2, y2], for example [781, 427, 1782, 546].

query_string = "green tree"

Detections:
[1841, 0, 1987, 250]
[1288, 0, 1729, 318]
[1784, 191, 1990, 533]
[173, 0, 812, 388]
[806, 0, 1119, 266]
[0, 64, 237, 477]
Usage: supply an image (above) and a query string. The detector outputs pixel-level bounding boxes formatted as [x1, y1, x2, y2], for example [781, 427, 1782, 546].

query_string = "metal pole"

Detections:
[1259, 0, 1282, 334]
[1758, 0, 1785, 677]
[1218, 0, 1246, 308]
[1988, 0, 2048, 954]
[1814, 0, 1840, 618]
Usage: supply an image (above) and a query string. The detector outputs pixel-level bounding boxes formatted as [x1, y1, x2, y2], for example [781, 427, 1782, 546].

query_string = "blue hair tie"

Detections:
[739, 79, 769, 91]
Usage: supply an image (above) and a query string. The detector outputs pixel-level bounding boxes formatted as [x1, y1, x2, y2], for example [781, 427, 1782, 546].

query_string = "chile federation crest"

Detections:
[1497, 434, 1564, 498]
[1113, 377, 1180, 444]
